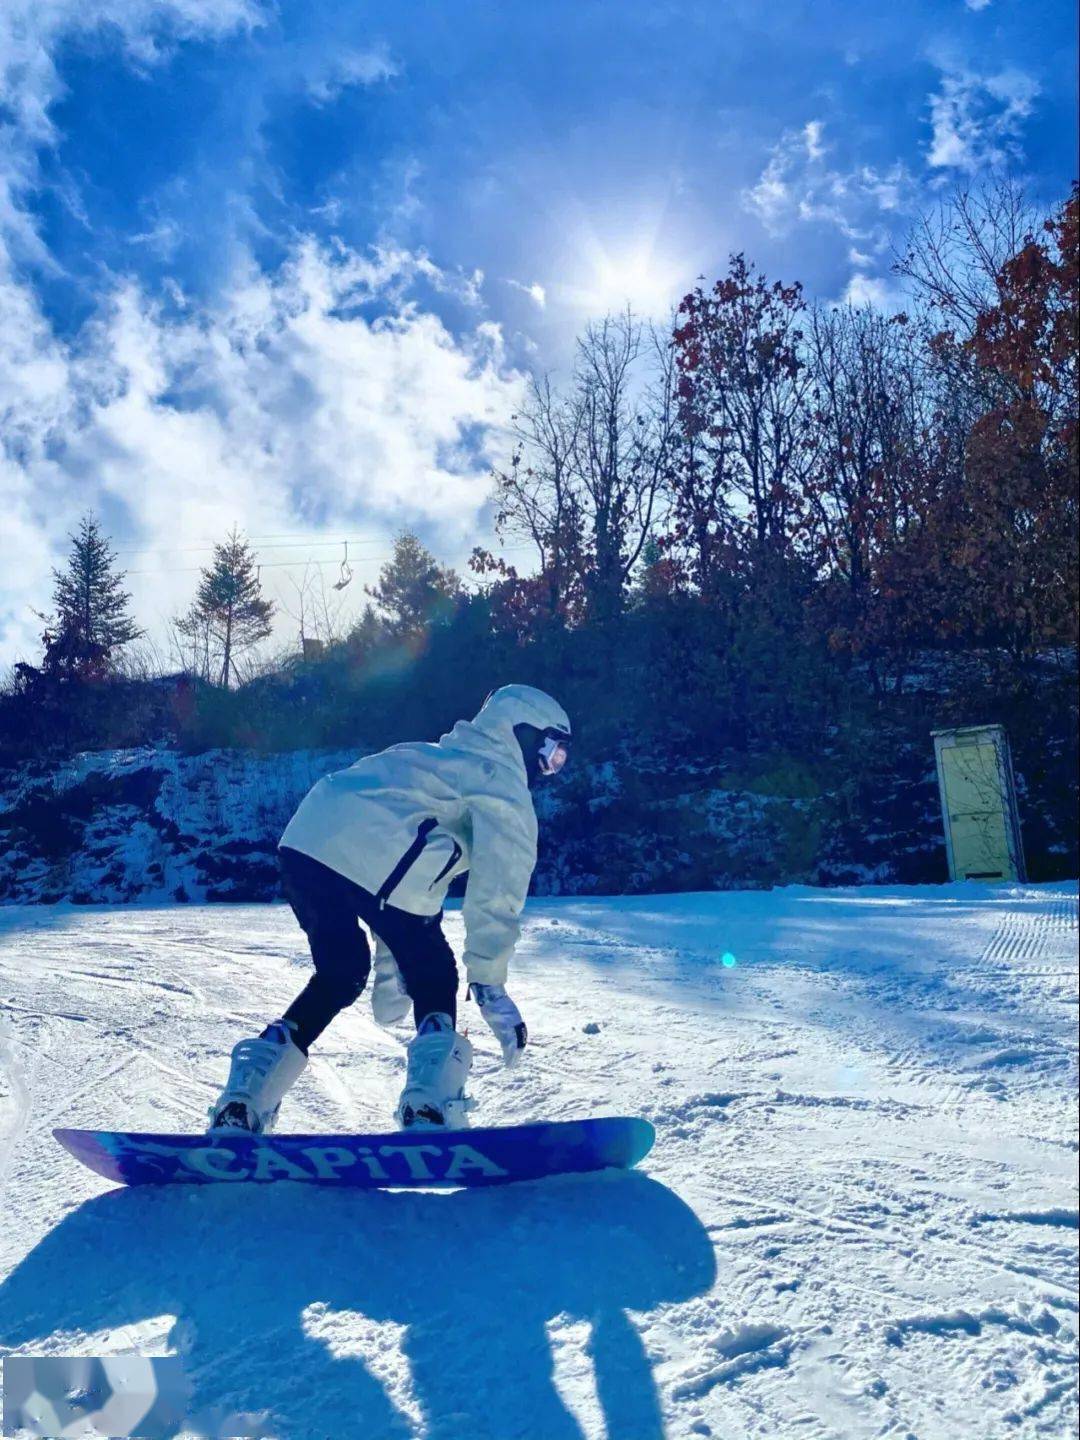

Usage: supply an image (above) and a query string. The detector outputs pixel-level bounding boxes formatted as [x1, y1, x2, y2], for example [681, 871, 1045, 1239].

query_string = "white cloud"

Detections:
[842, 272, 901, 309]
[927, 65, 1038, 173]
[507, 279, 547, 308]
[839, 244, 907, 312]
[0, 0, 262, 660]
[0, 3, 521, 665]
[964, 0, 992, 10]
[0, 238, 523, 664]
[743, 158, 791, 233]
[743, 120, 913, 242]
[803, 120, 826, 161]
[305, 45, 399, 104]
[0, 0, 262, 143]
[746, 66, 1038, 256]
[128, 218, 185, 257]
[0, 0, 263, 276]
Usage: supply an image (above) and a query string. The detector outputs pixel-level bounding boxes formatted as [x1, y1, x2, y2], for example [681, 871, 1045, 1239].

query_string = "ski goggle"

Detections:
[538, 731, 571, 776]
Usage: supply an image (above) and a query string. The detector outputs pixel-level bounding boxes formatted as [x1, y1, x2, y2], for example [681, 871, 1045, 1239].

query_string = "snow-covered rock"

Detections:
[0, 748, 356, 905]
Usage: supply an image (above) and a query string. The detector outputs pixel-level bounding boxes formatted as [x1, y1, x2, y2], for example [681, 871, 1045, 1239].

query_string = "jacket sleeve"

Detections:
[461, 783, 538, 986]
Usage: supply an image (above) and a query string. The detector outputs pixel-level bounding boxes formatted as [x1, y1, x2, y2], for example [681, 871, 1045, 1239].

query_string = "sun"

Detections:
[585, 246, 686, 317]
[554, 217, 692, 320]
[566, 242, 688, 319]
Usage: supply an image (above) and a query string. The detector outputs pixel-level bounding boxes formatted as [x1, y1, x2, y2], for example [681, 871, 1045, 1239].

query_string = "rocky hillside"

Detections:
[1, 705, 1074, 906]
[0, 749, 354, 905]
[0, 742, 941, 906]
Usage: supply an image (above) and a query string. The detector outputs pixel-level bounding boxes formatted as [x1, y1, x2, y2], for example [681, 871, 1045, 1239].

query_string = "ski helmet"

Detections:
[473, 684, 572, 784]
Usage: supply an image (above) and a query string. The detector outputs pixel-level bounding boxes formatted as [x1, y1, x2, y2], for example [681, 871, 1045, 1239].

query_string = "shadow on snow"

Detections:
[0, 1170, 715, 1440]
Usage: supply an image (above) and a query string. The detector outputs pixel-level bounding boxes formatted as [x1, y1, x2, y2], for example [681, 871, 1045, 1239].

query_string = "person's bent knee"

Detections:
[307, 924, 371, 1011]
[311, 968, 368, 1011]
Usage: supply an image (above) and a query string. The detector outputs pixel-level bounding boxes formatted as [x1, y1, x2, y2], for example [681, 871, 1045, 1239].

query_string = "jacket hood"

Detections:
[471, 685, 571, 746]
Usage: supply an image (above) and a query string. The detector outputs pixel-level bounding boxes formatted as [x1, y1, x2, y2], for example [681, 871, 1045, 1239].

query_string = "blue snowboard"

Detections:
[54, 1116, 654, 1189]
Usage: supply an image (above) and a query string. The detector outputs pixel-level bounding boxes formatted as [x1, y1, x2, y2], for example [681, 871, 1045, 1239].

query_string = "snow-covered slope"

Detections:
[0, 881, 1076, 1439]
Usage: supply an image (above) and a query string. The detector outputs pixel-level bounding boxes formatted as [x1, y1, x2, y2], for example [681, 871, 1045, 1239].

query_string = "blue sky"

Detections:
[0, 0, 1076, 666]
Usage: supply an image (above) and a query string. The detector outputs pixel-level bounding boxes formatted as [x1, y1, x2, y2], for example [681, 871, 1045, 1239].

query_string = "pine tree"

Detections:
[346, 603, 387, 659]
[367, 532, 460, 639]
[43, 513, 142, 677]
[177, 528, 274, 688]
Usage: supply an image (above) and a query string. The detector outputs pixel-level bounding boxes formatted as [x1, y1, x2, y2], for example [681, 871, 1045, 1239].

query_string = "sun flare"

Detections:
[558, 228, 691, 320]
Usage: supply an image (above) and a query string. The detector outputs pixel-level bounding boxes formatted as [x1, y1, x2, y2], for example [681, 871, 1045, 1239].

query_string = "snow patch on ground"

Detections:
[0, 880, 1075, 1438]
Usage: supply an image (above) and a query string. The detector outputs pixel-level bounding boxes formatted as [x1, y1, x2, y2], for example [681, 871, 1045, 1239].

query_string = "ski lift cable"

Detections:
[111, 536, 390, 558]
[124, 549, 521, 577]
[124, 555, 393, 577]
[32, 541, 538, 581]
[111, 536, 538, 561]
[29, 540, 538, 580]
[120, 542, 535, 575]
[21, 541, 552, 624]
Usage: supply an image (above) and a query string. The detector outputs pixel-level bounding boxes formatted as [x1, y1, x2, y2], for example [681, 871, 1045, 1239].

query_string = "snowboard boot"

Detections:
[371, 940, 411, 1027]
[395, 1013, 473, 1130]
[207, 1021, 308, 1135]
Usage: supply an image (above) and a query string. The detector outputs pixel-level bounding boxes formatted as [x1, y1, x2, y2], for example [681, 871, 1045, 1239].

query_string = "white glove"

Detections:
[371, 941, 411, 1027]
[469, 983, 527, 1067]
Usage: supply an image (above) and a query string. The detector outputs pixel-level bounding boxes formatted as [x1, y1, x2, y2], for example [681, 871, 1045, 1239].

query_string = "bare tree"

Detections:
[280, 562, 354, 656]
[805, 305, 925, 597]
[489, 373, 586, 622]
[801, 303, 944, 690]
[893, 178, 1037, 336]
[571, 311, 677, 622]
[168, 608, 213, 682]
[490, 309, 677, 625]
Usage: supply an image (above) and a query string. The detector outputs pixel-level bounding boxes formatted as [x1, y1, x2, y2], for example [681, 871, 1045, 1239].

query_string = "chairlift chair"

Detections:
[333, 541, 353, 591]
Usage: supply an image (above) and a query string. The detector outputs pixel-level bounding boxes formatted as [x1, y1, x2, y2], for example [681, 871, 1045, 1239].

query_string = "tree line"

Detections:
[2, 180, 1076, 764]
[478, 180, 1076, 688]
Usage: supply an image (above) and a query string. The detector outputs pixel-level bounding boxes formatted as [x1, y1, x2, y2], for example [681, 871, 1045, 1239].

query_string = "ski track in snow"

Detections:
[0, 881, 1076, 1440]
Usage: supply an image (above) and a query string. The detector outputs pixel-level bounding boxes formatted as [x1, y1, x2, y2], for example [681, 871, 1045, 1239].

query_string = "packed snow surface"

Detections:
[0, 881, 1076, 1439]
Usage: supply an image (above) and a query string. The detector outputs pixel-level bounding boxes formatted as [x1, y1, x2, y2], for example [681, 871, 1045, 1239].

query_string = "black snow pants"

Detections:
[277, 845, 459, 1052]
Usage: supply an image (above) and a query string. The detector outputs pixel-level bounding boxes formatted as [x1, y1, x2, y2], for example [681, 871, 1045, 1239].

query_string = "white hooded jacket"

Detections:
[279, 685, 571, 986]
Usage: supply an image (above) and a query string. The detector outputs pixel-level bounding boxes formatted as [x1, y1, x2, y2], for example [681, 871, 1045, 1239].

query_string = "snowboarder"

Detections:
[208, 685, 571, 1133]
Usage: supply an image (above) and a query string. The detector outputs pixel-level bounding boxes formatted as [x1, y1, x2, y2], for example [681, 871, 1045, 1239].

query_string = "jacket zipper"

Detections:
[428, 839, 463, 889]
[376, 818, 438, 908]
